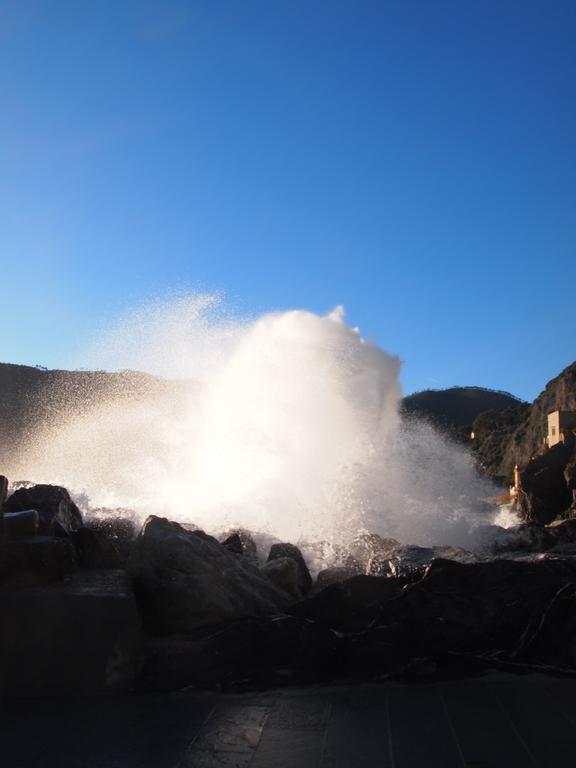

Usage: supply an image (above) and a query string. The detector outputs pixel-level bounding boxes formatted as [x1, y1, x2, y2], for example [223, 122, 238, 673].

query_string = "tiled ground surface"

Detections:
[3, 678, 576, 767]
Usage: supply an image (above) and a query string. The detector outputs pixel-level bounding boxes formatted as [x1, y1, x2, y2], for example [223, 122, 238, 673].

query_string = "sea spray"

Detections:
[16, 294, 502, 551]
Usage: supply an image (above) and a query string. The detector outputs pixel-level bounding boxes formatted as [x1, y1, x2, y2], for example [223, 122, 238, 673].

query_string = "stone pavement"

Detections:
[3, 677, 576, 767]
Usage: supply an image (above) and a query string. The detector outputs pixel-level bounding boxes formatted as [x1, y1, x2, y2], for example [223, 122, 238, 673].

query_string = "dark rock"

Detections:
[70, 527, 122, 569]
[82, 516, 136, 568]
[368, 544, 476, 578]
[2, 536, 77, 587]
[491, 522, 557, 553]
[346, 534, 399, 572]
[127, 516, 290, 635]
[512, 583, 576, 670]
[289, 574, 407, 633]
[373, 558, 576, 662]
[221, 529, 258, 562]
[0, 474, 7, 510]
[5, 484, 83, 536]
[565, 456, 576, 510]
[519, 435, 575, 524]
[314, 566, 360, 592]
[137, 615, 342, 691]
[336, 558, 576, 680]
[0, 570, 141, 695]
[4, 509, 39, 540]
[261, 557, 302, 598]
[267, 543, 312, 596]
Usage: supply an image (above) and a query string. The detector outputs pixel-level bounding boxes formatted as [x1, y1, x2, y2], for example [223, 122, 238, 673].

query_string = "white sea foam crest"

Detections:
[19, 294, 501, 550]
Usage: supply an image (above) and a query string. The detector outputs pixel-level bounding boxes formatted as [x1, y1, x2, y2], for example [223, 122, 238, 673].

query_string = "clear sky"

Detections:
[1, 0, 575, 401]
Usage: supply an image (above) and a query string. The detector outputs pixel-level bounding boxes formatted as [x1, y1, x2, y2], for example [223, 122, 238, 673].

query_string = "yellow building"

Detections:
[547, 410, 576, 447]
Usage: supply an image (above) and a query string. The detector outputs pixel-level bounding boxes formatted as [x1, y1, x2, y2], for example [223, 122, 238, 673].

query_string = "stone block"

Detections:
[2, 535, 76, 587]
[4, 509, 39, 540]
[0, 569, 141, 695]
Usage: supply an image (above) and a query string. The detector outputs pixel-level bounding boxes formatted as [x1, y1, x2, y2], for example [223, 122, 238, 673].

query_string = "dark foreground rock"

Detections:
[5, 483, 83, 535]
[345, 557, 576, 679]
[2, 536, 77, 587]
[0, 569, 140, 695]
[3, 509, 39, 540]
[519, 434, 576, 524]
[72, 517, 136, 569]
[128, 516, 291, 635]
[138, 616, 342, 691]
[289, 574, 407, 633]
[135, 556, 576, 691]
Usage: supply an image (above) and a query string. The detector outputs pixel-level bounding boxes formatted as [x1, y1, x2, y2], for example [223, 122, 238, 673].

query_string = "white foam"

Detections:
[17, 293, 498, 554]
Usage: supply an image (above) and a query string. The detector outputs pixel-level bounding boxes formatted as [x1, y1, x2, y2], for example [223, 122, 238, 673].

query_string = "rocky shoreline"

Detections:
[4, 476, 576, 697]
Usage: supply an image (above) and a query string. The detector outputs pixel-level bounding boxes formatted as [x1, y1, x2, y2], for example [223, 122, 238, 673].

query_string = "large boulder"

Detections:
[267, 543, 313, 596]
[260, 557, 302, 598]
[367, 558, 576, 665]
[127, 516, 291, 635]
[289, 574, 407, 633]
[5, 484, 83, 536]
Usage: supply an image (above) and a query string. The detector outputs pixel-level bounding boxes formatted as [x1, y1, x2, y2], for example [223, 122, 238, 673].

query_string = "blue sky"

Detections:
[1, 0, 575, 400]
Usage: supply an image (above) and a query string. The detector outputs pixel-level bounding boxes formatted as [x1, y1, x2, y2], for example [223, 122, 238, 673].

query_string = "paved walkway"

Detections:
[3, 677, 576, 767]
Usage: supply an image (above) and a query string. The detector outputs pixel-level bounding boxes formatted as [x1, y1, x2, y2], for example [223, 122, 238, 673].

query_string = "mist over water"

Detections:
[18, 294, 500, 552]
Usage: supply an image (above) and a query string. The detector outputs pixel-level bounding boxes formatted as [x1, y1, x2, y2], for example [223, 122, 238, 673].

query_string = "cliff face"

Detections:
[473, 362, 576, 482]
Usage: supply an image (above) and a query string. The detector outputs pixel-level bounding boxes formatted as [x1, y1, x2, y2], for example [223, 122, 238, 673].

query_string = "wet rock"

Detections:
[347, 534, 399, 572]
[368, 544, 476, 578]
[314, 565, 360, 592]
[5, 484, 83, 536]
[221, 529, 258, 562]
[490, 519, 576, 555]
[519, 435, 575, 524]
[138, 615, 342, 691]
[289, 574, 407, 633]
[83, 516, 136, 567]
[490, 522, 557, 553]
[267, 543, 312, 596]
[2, 536, 77, 587]
[70, 527, 125, 569]
[261, 557, 302, 598]
[128, 516, 290, 635]
[4, 509, 39, 540]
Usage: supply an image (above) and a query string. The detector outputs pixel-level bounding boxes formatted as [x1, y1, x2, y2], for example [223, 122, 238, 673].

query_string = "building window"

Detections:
[551, 426, 556, 436]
